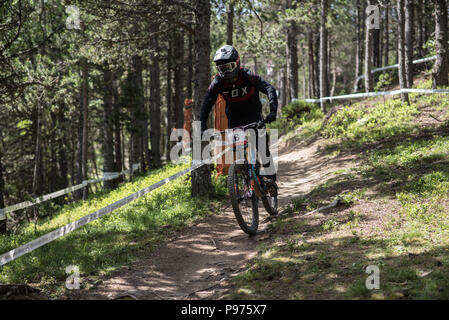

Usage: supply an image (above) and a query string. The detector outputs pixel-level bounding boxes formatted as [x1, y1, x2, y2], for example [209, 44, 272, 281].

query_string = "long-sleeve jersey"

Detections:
[200, 68, 278, 130]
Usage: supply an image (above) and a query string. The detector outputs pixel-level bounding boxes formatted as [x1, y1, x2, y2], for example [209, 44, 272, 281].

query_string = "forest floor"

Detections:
[69, 78, 449, 300]
[67, 132, 356, 300]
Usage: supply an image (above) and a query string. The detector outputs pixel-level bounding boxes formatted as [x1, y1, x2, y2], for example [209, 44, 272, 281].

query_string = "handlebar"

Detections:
[213, 122, 262, 136]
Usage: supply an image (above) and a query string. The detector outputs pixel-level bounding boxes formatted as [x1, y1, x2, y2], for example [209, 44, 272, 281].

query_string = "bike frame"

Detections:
[215, 122, 265, 196]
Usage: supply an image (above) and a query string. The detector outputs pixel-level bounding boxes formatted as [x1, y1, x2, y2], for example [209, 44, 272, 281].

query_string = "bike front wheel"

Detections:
[228, 163, 259, 235]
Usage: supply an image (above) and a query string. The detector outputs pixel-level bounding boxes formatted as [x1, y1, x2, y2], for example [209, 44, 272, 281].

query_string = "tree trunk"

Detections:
[379, 6, 383, 68]
[70, 132, 75, 186]
[364, 0, 375, 92]
[165, 39, 173, 162]
[308, 30, 317, 98]
[130, 54, 144, 175]
[81, 59, 89, 200]
[103, 66, 115, 190]
[373, 23, 381, 68]
[300, 40, 307, 98]
[398, 0, 410, 103]
[150, 23, 162, 168]
[49, 111, 58, 193]
[417, 1, 424, 57]
[174, 26, 185, 130]
[319, 0, 329, 110]
[32, 103, 43, 198]
[280, 65, 288, 107]
[355, 0, 362, 80]
[113, 77, 122, 184]
[405, 0, 414, 88]
[75, 86, 83, 200]
[383, 4, 390, 66]
[227, 0, 234, 45]
[57, 104, 68, 191]
[330, 39, 337, 97]
[192, 0, 213, 197]
[286, 0, 298, 102]
[424, 2, 430, 56]
[314, 26, 320, 99]
[143, 70, 151, 172]
[186, 31, 194, 99]
[432, 0, 449, 88]
[0, 133, 6, 233]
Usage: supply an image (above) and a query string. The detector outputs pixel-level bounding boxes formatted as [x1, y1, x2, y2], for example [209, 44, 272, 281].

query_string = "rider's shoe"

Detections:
[263, 178, 278, 197]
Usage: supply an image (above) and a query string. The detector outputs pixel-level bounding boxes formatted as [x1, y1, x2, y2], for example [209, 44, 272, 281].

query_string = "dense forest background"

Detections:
[1, 0, 448, 233]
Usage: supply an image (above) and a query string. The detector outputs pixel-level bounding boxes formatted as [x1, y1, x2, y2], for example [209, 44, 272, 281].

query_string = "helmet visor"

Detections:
[216, 61, 238, 74]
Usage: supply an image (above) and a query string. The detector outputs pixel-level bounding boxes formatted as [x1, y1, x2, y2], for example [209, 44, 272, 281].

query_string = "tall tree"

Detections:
[355, 0, 362, 82]
[75, 80, 84, 200]
[57, 105, 68, 191]
[432, 0, 449, 88]
[186, 31, 194, 99]
[0, 129, 6, 233]
[405, 0, 414, 88]
[308, 30, 317, 98]
[398, 0, 410, 103]
[150, 23, 162, 168]
[319, 0, 329, 109]
[416, 1, 424, 57]
[32, 101, 43, 199]
[81, 59, 89, 199]
[383, 3, 390, 66]
[286, 0, 299, 102]
[130, 54, 144, 177]
[142, 70, 151, 172]
[192, 0, 213, 197]
[165, 38, 174, 161]
[113, 77, 123, 182]
[227, 0, 234, 45]
[173, 24, 185, 130]
[280, 65, 288, 106]
[364, 0, 375, 92]
[103, 66, 115, 190]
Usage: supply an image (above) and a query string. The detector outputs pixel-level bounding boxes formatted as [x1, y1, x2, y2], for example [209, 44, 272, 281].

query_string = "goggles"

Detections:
[216, 61, 238, 74]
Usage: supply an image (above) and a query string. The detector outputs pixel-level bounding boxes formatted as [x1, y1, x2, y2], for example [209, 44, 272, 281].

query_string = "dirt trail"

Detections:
[72, 135, 357, 300]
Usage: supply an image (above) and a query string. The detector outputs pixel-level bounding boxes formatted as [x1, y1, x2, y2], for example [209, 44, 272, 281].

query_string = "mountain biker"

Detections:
[200, 45, 278, 193]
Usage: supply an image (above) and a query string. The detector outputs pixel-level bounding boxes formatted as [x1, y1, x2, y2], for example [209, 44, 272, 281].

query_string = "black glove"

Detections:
[264, 113, 277, 124]
[256, 120, 266, 129]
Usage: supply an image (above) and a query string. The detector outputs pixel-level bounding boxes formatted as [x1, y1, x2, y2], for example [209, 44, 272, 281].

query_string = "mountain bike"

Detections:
[216, 122, 278, 235]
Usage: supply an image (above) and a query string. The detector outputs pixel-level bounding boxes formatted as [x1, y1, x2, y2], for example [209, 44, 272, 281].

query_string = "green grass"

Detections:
[322, 99, 419, 148]
[0, 162, 227, 296]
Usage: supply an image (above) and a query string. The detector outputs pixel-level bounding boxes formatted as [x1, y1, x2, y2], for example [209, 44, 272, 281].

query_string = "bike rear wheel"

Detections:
[262, 195, 278, 216]
[228, 163, 259, 235]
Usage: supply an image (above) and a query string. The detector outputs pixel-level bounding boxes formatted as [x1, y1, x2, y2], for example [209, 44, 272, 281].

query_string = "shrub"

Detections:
[269, 100, 321, 136]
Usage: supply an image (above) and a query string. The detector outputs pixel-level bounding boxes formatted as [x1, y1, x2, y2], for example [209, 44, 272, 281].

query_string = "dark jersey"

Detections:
[200, 68, 278, 130]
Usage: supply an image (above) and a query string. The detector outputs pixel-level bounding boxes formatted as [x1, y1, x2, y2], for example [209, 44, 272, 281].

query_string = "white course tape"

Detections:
[0, 184, 86, 220]
[0, 164, 142, 221]
[301, 88, 449, 104]
[0, 148, 231, 266]
[354, 55, 437, 85]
